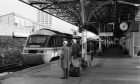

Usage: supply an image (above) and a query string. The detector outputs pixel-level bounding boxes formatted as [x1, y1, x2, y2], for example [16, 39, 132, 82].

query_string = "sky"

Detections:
[0, 0, 78, 34]
[0, 0, 98, 36]
[0, 0, 37, 21]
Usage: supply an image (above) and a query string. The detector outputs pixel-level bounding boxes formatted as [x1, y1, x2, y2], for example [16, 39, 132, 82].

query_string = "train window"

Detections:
[67, 39, 72, 47]
[54, 37, 62, 47]
[54, 36, 57, 47]
[28, 35, 47, 44]
[26, 35, 49, 47]
[58, 37, 63, 47]
[47, 36, 55, 47]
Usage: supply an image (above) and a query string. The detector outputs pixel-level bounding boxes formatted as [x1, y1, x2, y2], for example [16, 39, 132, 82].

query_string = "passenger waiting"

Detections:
[60, 40, 71, 79]
[70, 39, 80, 67]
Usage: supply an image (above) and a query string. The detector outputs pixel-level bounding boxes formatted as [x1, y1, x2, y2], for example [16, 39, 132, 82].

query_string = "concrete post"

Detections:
[133, 32, 136, 57]
[98, 23, 102, 54]
[80, 0, 86, 24]
[81, 30, 87, 60]
[80, 0, 88, 62]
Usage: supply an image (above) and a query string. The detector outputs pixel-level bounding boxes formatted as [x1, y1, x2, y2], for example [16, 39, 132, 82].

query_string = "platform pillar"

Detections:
[80, 0, 88, 62]
[98, 23, 102, 55]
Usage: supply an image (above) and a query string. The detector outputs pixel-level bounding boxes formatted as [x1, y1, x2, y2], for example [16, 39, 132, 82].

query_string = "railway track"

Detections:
[0, 64, 34, 73]
[0, 58, 59, 76]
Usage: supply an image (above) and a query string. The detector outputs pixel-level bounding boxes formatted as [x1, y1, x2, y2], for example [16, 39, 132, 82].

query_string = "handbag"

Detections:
[69, 63, 80, 77]
[71, 57, 80, 67]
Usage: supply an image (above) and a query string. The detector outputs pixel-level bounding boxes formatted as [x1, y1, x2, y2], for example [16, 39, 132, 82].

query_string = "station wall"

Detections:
[124, 23, 140, 57]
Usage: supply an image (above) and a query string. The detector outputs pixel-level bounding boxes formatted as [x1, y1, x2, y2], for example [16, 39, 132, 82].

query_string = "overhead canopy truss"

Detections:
[19, 0, 140, 36]
[19, 0, 114, 31]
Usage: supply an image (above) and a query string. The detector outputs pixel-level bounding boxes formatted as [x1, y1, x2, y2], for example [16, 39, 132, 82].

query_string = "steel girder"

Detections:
[19, 0, 116, 33]
[87, 0, 114, 23]
[20, 0, 82, 25]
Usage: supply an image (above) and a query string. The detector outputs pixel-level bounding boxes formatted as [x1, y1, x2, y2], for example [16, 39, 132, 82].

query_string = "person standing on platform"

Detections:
[60, 40, 71, 79]
[71, 39, 79, 67]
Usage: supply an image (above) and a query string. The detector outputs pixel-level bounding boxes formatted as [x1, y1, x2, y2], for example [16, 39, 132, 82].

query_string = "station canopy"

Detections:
[19, 0, 140, 36]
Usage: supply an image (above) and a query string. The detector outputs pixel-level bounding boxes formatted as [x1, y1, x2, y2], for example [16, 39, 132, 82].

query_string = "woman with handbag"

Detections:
[70, 39, 80, 67]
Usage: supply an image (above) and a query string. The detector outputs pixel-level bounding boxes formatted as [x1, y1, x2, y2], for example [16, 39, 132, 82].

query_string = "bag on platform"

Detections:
[80, 59, 87, 70]
[69, 63, 80, 77]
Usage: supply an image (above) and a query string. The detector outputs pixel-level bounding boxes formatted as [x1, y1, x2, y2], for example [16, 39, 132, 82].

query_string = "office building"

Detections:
[0, 13, 46, 36]
[37, 10, 52, 29]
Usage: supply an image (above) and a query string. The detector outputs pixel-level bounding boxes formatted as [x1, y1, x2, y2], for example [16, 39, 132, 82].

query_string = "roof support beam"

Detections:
[80, 0, 87, 25]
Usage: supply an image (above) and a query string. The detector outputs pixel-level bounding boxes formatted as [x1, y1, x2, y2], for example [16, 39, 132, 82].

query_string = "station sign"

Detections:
[129, 22, 139, 32]
[99, 32, 113, 36]
[105, 23, 114, 32]
[135, 16, 140, 21]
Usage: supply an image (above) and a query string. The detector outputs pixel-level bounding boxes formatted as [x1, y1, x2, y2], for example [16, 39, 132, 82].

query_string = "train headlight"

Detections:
[44, 50, 47, 53]
[37, 50, 44, 53]
[24, 50, 28, 53]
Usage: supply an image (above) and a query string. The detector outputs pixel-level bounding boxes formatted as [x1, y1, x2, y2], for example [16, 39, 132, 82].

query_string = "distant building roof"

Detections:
[0, 13, 46, 28]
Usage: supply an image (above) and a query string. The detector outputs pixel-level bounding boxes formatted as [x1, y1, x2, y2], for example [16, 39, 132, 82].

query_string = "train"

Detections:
[22, 29, 74, 65]
[21, 28, 100, 65]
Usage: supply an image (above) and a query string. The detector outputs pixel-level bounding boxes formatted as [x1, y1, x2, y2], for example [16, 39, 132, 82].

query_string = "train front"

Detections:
[22, 35, 51, 65]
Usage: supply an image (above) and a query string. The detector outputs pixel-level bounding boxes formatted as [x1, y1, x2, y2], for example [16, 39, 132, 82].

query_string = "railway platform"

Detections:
[1, 47, 140, 84]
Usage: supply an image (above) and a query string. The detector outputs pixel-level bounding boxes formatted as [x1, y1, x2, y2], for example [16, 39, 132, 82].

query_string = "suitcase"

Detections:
[81, 60, 87, 70]
[69, 64, 80, 77]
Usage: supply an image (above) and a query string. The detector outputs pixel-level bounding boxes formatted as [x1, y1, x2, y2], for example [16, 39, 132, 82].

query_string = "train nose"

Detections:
[23, 54, 44, 65]
[42, 54, 51, 64]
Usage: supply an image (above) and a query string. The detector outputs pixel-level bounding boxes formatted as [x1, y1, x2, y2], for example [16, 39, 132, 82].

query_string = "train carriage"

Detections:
[22, 29, 73, 65]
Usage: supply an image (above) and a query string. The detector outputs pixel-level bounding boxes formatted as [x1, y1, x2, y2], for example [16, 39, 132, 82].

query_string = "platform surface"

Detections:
[1, 48, 140, 84]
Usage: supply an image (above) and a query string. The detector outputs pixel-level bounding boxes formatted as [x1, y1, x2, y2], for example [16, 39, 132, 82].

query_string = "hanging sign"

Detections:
[99, 32, 113, 36]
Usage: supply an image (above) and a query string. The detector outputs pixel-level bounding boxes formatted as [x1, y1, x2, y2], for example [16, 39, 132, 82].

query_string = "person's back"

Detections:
[71, 43, 78, 59]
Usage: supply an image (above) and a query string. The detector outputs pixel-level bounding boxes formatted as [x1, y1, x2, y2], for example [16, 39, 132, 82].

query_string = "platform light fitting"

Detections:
[117, 1, 140, 7]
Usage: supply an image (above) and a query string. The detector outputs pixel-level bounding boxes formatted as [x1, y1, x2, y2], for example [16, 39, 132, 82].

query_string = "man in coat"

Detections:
[61, 40, 71, 79]
[71, 39, 80, 67]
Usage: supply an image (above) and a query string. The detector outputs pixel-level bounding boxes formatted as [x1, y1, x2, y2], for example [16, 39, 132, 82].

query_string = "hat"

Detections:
[63, 41, 68, 44]
[72, 39, 76, 43]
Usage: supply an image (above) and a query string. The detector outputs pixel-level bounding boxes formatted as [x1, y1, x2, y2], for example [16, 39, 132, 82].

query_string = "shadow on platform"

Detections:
[101, 47, 132, 58]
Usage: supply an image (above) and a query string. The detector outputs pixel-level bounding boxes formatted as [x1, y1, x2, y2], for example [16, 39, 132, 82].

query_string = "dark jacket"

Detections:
[71, 43, 79, 59]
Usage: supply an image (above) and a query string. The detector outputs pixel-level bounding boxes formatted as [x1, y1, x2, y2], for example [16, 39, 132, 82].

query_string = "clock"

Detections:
[120, 22, 128, 31]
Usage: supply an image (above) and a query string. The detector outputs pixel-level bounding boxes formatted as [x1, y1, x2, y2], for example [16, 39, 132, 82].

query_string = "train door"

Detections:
[55, 36, 63, 60]
[49, 36, 61, 61]
[50, 36, 57, 61]
[54, 36, 57, 58]
[43, 36, 56, 62]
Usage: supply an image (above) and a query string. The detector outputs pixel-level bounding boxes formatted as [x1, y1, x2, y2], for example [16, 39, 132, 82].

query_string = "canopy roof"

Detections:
[19, 0, 140, 37]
